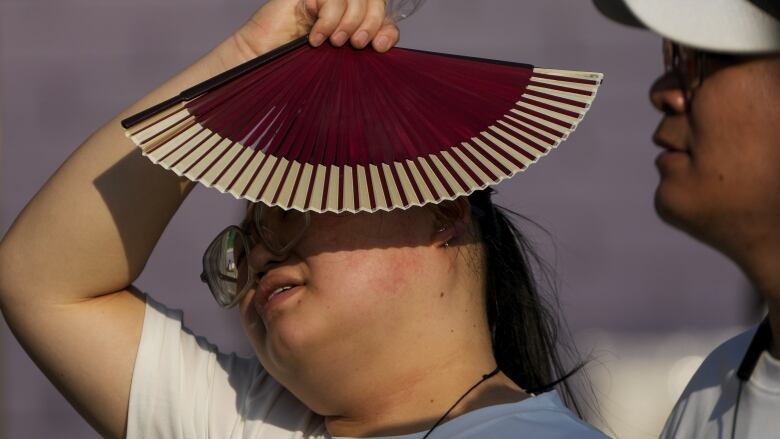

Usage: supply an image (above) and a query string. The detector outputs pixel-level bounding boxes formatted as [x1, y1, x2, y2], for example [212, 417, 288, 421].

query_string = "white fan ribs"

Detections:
[125, 64, 603, 213]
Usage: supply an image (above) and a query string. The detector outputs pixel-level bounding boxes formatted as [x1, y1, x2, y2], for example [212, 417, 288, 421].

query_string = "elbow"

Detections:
[0, 235, 30, 309]
[0, 240, 17, 308]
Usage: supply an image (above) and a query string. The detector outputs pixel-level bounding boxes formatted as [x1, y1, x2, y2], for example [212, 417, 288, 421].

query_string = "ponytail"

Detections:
[468, 188, 588, 416]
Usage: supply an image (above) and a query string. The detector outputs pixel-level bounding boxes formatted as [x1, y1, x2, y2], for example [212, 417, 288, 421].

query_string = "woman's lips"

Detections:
[255, 285, 304, 316]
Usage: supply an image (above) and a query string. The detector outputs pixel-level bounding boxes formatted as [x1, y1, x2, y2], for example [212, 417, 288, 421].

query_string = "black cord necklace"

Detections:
[421, 367, 501, 439]
[731, 317, 772, 439]
[730, 380, 744, 439]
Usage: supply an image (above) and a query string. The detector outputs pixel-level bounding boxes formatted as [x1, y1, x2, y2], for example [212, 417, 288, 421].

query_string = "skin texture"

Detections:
[649, 53, 780, 357]
[0, 1, 529, 437]
[236, 200, 529, 437]
[0, 1, 400, 438]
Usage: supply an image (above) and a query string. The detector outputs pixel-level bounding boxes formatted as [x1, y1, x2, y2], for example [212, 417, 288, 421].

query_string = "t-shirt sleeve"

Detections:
[126, 294, 325, 439]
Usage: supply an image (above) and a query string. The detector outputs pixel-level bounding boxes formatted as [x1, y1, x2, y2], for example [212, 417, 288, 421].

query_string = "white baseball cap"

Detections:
[593, 0, 780, 54]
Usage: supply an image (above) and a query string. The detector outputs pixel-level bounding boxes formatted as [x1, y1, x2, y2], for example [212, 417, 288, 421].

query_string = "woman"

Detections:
[0, 0, 607, 437]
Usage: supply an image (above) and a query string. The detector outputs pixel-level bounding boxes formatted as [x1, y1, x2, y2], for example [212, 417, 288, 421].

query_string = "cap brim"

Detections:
[594, 0, 780, 54]
[592, 0, 644, 28]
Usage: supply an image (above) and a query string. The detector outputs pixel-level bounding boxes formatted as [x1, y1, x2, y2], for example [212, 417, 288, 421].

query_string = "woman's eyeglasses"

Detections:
[662, 39, 750, 105]
[200, 195, 493, 308]
[200, 205, 311, 308]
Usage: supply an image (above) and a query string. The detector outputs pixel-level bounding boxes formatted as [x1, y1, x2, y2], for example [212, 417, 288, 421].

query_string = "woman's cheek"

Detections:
[317, 248, 421, 309]
[238, 289, 266, 349]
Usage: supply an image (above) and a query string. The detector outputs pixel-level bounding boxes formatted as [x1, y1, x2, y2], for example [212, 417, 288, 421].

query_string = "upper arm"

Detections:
[0, 286, 145, 439]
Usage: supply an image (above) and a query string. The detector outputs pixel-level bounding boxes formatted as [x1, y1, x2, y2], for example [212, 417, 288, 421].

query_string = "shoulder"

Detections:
[443, 391, 609, 439]
[685, 327, 756, 392]
[507, 392, 609, 438]
[660, 326, 757, 439]
[139, 292, 282, 391]
[130, 294, 324, 438]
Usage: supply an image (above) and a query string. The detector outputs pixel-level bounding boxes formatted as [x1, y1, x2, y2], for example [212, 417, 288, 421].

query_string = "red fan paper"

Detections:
[124, 39, 603, 213]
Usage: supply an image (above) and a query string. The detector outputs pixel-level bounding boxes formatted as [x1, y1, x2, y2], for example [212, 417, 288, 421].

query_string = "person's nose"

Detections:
[247, 240, 289, 278]
[649, 71, 687, 115]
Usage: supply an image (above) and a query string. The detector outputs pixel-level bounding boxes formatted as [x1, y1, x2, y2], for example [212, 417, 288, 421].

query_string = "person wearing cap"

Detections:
[594, 1, 780, 438]
[0, 0, 609, 437]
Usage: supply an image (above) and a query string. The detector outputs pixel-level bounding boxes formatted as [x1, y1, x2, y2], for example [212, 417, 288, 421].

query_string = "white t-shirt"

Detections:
[661, 326, 780, 439]
[127, 294, 608, 438]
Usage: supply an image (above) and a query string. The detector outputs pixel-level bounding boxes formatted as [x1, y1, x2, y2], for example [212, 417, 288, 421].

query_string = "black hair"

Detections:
[467, 187, 591, 417]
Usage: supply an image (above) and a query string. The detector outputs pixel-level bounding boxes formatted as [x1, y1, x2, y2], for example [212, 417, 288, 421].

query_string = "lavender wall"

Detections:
[0, 0, 753, 437]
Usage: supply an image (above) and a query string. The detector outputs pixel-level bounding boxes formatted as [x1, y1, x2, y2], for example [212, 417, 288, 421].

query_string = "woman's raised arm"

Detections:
[0, 1, 399, 437]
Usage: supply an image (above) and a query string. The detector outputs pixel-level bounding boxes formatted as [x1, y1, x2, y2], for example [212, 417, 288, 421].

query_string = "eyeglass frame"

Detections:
[662, 38, 760, 106]
[200, 204, 312, 308]
[199, 196, 497, 308]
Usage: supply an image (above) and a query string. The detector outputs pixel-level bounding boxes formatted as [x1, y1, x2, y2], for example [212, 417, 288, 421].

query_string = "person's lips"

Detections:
[653, 136, 689, 154]
[255, 273, 305, 315]
[652, 126, 692, 169]
[654, 144, 691, 173]
[652, 118, 690, 155]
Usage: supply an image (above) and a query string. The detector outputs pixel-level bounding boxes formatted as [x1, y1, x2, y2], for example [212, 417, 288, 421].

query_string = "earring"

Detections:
[437, 225, 450, 248]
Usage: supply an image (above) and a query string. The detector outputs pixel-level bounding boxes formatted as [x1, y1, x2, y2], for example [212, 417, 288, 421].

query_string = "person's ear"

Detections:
[431, 197, 471, 247]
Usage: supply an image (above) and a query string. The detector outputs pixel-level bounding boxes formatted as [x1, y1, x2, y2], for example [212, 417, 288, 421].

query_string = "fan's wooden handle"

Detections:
[121, 35, 310, 129]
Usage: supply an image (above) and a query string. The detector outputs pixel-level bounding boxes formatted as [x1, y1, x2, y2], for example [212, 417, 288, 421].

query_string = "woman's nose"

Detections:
[247, 240, 289, 275]
[649, 71, 687, 115]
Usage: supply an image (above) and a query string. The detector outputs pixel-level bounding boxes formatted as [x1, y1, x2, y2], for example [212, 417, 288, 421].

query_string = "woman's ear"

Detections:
[431, 197, 472, 246]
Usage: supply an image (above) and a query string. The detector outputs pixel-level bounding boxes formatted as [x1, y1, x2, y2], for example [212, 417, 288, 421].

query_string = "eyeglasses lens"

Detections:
[254, 205, 310, 255]
[202, 205, 310, 308]
[663, 39, 702, 100]
[204, 227, 251, 307]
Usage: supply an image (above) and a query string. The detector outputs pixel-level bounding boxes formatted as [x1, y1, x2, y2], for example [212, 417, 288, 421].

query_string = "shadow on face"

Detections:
[244, 200, 481, 269]
[648, 53, 780, 252]
[235, 199, 487, 393]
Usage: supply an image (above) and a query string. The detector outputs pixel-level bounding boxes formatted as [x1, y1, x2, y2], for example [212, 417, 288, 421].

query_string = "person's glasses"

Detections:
[662, 39, 747, 104]
[200, 204, 311, 308]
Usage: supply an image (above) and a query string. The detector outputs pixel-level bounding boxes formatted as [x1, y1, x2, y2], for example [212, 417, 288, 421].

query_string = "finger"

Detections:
[350, 0, 385, 49]
[303, 0, 319, 19]
[309, 0, 347, 47]
[371, 20, 400, 53]
[330, 0, 367, 47]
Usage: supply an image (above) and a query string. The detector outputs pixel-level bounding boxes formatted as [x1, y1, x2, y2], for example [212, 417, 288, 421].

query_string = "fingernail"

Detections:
[310, 32, 325, 47]
[375, 36, 390, 52]
[332, 31, 348, 47]
[353, 30, 369, 48]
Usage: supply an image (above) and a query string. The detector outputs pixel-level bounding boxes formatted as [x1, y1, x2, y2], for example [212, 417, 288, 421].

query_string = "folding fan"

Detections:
[122, 36, 603, 213]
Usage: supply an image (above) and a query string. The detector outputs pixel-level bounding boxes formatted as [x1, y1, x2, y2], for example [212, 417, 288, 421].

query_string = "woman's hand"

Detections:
[229, 0, 401, 64]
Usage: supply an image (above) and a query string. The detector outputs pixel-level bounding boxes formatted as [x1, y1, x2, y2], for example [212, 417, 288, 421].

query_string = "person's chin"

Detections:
[654, 180, 698, 233]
